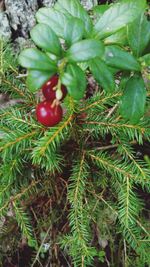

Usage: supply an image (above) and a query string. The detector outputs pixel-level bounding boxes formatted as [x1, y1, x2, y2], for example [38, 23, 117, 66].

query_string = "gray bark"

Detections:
[42, 0, 56, 7]
[81, 0, 97, 10]
[0, 0, 98, 46]
[0, 11, 11, 38]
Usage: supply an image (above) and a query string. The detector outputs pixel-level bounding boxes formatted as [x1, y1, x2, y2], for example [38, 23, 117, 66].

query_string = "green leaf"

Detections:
[78, 62, 89, 72]
[55, 0, 93, 37]
[120, 75, 146, 123]
[128, 13, 150, 57]
[90, 58, 115, 92]
[104, 46, 141, 71]
[18, 48, 57, 71]
[36, 7, 71, 38]
[93, 4, 109, 20]
[104, 27, 128, 46]
[64, 17, 84, 46]
[30, 23, 62, 56]
[108, 66, 120, 75]
[26, 70, 55, 92]
[67, 39, 104, 62]
[94, 0, 146, 39]
[119, 72, 131, 91]
[61, 63, 86, 100]
[140, 54, 150, 67]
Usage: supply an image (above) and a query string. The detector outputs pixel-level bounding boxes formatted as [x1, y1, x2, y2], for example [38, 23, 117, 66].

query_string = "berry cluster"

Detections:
[36, 75, 67, 127]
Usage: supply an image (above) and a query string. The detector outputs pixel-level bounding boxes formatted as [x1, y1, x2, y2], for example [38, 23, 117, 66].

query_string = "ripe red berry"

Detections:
[36, 100, 63, 127]
[42, 75, 67, 101]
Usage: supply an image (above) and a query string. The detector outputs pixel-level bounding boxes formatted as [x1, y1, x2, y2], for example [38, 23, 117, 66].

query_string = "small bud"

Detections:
[56, 89, 63, 100]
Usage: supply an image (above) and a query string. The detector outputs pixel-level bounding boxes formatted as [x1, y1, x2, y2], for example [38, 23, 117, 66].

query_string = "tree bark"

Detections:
[0, 0, 98, 45]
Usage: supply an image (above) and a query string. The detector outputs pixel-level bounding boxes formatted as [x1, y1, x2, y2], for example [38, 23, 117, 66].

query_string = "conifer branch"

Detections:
[38, 114, 73, 156]
[89, 152, 135, 180]
[13, 200, 37, 247]
[3, 79, 25, 97]
[80, 92, 121, 112]
[85, 121, 145, 132]
[12, 180, 41, 202]
[1, 108, 42, 129]
[118, 177, 142, 227]
[0, 201, 10, 216]
[82, 113, 150, 143]
[0, 180, 41, 215]
[0, 156, 23, 183]
[117, 142, 150, 188]
[61, 153, 94, 266]
[0, 131, 37, 152]
[0, 128, 39, 162]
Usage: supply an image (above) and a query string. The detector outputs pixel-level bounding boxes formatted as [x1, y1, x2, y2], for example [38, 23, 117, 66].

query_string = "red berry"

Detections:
[36, 100, 63, 127]
[42, 75, 67, 101]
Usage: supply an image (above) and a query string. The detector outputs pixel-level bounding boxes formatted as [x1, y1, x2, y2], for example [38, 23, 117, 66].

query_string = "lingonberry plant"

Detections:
[0, 0, 150, 266]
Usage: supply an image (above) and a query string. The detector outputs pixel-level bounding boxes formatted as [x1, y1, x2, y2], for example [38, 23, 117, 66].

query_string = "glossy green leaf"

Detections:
[108, 66, 120, 75]
[143, 41, 150, 55]
[55, 0, 93, 37]
[90, 58, 115, 92]
[26, 70, 55, 92]
[93, 4, 109, 20]
[67, 39, 104, 62]
[104, 46, 141, 71]
[104, 27, 128, 46]
[30, 23, 62, 56]
[119, 72, 131, 91]
[94, 0, 146, 39]
[120, 75, 146, 123]
[78, 62, 89, 72]
[128, 13, 150, 57]
[61, 63, 86, 100]
[18, 48, 57, 71]
[64, 17, 84, 46]
[36, 7, 71, 38]
[140, 54, 150, 67]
